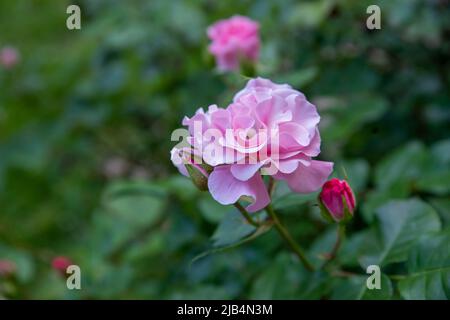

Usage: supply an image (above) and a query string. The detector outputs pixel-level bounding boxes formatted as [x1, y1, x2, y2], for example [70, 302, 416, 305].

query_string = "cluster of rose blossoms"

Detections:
[171, 16, 355, 222]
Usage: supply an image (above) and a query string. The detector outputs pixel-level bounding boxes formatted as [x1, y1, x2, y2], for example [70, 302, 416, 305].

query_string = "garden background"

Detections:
[0, 0, 449, 299]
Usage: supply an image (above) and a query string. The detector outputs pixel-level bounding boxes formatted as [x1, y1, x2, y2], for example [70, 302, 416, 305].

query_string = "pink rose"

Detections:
[319, 178, 356, 222]
[171, 78, 333, 212]
[0, 46, 19, 69]
[207, 15, 260, 71]
[51, 256, 73, 276]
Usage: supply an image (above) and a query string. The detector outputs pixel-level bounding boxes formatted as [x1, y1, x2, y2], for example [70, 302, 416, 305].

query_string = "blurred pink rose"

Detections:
[102, 157, 128, 178]
[319, 178, 356, 222]
[207, 15, 260, 71]
[0, 46, 20, 69]
[0, 260, 16, 277]
[171, 78, 333, 212]
[52, 256, 73, 276]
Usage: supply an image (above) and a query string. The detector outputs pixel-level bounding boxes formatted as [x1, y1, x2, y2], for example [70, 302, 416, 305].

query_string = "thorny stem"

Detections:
[234, 202, 260, 228]
[265, 204, 314, 272]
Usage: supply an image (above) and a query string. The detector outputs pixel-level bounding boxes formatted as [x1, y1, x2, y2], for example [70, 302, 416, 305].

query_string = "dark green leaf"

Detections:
[398, 229, 450, 300]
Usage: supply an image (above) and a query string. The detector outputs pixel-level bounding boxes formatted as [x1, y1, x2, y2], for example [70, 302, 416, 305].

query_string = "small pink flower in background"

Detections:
[103, 157, 129, 179]
[0, 46, 20, 69]
[51, 256, 73, 276]
[0, 260, 16, 277]
[171, 77, 333, 212]
[319, 178, 356, 222]
[207, 15, 260, 71]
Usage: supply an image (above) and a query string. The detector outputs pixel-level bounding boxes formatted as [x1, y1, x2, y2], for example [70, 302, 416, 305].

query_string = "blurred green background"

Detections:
[0, 0, 449, 299]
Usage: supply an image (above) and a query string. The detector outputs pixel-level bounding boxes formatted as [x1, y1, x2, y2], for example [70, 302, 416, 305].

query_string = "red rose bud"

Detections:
[319, 178, 356, 223]
[52, 256, 73, 276]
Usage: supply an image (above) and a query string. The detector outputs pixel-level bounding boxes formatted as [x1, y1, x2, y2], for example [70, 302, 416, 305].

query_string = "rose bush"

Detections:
[1, 0, 449, 300]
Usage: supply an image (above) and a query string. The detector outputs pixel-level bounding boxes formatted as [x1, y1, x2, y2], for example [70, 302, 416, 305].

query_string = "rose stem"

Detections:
[265, 204, 314, 271]
[234, 202, 260, 227]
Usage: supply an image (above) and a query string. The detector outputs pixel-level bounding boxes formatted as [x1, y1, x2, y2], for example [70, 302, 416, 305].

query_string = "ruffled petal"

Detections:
[208, 165, 270, 212]
[230, 162, 265, 181]
[276, 160, 333, 193]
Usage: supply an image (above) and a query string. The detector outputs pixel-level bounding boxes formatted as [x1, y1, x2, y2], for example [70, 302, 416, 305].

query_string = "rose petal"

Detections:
[208, 165, 270, 212]
[276, 160, 334, 193]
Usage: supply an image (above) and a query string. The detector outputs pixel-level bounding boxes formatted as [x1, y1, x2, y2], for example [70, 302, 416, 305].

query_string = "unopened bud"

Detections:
[52, 256, 73, 277]
[185, 163, 209, 191]
[318, 178, 356, 223]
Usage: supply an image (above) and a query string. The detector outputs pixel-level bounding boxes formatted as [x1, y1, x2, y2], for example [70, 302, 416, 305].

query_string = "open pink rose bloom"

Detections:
[207, 15, 260, 71]
[171, 78, 333, 212]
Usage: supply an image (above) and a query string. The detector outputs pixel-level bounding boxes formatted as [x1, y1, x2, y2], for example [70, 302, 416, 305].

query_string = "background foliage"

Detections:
[0, 0, 449, 299]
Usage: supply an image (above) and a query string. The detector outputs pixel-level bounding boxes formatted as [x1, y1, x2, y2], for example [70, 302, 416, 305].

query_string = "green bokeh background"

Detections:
[0, 0, 449, 299]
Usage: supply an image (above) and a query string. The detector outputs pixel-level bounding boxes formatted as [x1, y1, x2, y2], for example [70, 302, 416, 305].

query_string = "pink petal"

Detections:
[279, 122, 310, 148]
[230, 162, 265, 181]
[299, 128, 321, 157]
[208, 165, 270, 212]
[170, 147, 189, 177]
[232, 115, 255, 130]
[322, 189, 344, 219]
[210, 108, 231, 133]
[277, 160, 334, 193]
[255, 96, 291, 128]
[276, 154, 311, 174]
[288, 95, 320, 138]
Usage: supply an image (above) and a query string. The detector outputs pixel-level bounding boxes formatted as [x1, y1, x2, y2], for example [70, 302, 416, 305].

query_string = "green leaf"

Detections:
[102, 181, 166, 228]
[339, 229, 382, 268]
[363, 198, 441, 266]
[190, 222, 272, 266]
[90, 181, 167, 256]
[363, 141, 433, 223]
[288, 0, 335, 28]
[198, 196, 229, 224]
[308, 227, 337, 269]
[374, 141, 427, 192]
[169, 285, 231, 300]
[398, 229, 450, 300]
[212, 209, 258, 247]
[331, 273, 393, 300]
[333, 158, 370, 194]
[416, 171, 450, 195]
[430, 139, 450, 166]
[415, 139, 450, 195]
[362, 188, 409, 223]
[429, 197, 450, 227]
[373, 140, 450, 197]
[272, 181, 317, 211]
[164, 176, 199, 201]
[322, 95, 387, 142]
[250, 253, 331, 299]
[275, 67, 318, 89]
